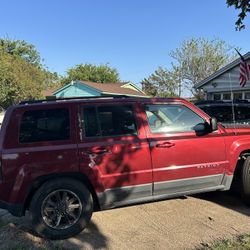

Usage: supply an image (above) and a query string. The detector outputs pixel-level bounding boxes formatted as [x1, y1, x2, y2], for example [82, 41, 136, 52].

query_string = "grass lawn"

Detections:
[197, 234, 250, 250]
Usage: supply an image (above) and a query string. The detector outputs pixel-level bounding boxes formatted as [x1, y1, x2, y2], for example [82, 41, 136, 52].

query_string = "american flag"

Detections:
[238, 52, 250, 87]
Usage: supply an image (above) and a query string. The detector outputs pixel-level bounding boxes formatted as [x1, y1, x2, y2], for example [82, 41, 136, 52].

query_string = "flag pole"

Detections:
[229, 72, 236, 127]
[235, 48, 244, 60]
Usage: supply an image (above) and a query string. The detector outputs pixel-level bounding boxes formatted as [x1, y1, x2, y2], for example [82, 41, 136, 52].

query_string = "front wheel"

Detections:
[241, 156, 250, 206]
[30, 178, 93, 239]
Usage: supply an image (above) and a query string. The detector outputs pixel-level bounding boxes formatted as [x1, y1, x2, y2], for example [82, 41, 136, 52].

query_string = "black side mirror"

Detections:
[193, 122, 210, 136]
[210, 117, 218, 132]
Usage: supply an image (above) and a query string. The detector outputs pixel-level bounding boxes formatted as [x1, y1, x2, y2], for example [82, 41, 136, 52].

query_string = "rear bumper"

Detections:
[0, 200, 23, 217]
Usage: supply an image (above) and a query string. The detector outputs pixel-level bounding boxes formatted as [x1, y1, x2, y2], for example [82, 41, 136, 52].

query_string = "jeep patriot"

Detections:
[0, 96, 250, 239]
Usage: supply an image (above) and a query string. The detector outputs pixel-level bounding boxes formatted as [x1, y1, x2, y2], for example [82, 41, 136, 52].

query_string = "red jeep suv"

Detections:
[0, 96, 250, 239]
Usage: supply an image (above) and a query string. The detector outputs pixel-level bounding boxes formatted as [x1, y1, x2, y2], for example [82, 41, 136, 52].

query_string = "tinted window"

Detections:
[83, 107, 100, 137]
[145, 104, 205, 133]
[82, 105, 137, 137]
[19, 108, 70, 143]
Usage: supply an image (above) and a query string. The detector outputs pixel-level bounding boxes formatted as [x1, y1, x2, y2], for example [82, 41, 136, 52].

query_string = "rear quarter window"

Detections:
[19, 108, 70, 143]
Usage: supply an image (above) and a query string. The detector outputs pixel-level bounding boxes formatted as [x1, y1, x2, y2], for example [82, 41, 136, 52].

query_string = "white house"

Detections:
[195, 51, 250, 101]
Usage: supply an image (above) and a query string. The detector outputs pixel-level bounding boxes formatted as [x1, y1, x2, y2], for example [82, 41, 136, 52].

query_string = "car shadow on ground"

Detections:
[192, 190, 250, 217]
[0, 210, 108, 250]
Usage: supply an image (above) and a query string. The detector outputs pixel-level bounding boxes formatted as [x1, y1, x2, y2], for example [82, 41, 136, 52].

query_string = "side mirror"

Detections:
[194, 122, 211, 136]
[193, 123, 206, 133]
[210, 117, 218, 132]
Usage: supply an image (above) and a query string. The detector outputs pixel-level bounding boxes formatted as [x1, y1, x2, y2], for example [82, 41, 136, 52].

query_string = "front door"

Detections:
[78, 103, 152, 207]
[142, 103, 228, 196]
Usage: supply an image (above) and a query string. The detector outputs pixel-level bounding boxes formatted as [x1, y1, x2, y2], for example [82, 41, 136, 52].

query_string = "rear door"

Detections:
[78, 102, 152, 207]
[141, 102, 228, 196]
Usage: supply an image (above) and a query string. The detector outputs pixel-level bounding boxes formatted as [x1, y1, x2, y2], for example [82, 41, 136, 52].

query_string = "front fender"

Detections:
[229, 138, 250, 174]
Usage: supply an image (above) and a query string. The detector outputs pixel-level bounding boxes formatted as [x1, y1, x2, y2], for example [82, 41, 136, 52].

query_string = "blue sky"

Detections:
[0, 0, 250, 87]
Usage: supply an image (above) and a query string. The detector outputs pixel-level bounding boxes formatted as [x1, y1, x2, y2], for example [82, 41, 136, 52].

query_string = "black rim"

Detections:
[41, 189, 82, 230]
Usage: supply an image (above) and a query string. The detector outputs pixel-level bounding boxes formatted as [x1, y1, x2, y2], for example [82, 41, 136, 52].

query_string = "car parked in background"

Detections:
[195, 100, 250, 126]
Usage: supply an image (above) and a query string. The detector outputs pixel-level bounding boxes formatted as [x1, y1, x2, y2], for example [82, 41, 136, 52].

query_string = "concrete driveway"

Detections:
[0, 191, 250, 250]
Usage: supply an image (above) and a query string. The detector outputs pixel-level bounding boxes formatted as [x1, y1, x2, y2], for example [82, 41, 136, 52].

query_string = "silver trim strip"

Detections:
[97, 174, 233, 209]
[154, 174, 224, 195]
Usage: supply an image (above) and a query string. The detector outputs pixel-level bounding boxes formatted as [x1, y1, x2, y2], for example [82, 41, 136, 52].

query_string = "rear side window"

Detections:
[19, 108, 70, 143]
[82, 105, 137, 137]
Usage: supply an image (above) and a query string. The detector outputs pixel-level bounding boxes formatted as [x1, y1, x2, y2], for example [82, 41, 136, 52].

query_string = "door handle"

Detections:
[85, 148, 112, 156]
[155, 142, 175, 148]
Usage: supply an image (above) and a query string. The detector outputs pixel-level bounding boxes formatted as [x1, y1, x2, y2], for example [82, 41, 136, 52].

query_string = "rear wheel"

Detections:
[30, 178, 93, 239]
[241, 156, 250, 206]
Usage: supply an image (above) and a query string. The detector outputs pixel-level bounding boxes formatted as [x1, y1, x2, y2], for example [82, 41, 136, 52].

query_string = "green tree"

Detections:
[0, 38, 61, 107]
[169, 38, 237, 98]
[141, 67, 180, 97]
[63, 63, 120, 84]
[0, 50, 46, 108]
[227, 0, 250, 30]
[0, 38, 41, 66]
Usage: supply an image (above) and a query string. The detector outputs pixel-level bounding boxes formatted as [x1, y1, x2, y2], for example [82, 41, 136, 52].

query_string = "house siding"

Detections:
[55, 82, 101, 98]
[198, 58, 250, 100]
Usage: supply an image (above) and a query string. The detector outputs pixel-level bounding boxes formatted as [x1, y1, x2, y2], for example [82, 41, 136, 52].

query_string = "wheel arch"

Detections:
[23, 172, 100, 214]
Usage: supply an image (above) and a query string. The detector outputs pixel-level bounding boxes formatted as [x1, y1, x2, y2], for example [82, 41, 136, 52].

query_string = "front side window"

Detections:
[82, 105, 137, 137]
[145, 104, 205, 133]
[19, 108, 70, 143]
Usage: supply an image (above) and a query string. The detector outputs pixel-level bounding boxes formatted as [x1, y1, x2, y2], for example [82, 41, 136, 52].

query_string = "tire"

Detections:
[241, 156, 250, 206]
[29, 178, 93, 239]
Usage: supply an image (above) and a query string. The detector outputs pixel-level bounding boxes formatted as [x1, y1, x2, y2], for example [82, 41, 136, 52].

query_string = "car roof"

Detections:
[16, 95, 189, 108]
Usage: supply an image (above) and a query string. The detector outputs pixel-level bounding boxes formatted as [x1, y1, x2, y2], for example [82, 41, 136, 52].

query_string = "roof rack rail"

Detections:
[18, 95, 138, 105]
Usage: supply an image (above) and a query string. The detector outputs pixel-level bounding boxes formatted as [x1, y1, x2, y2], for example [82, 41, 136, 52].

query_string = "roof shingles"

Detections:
[80, 81, 146, 96]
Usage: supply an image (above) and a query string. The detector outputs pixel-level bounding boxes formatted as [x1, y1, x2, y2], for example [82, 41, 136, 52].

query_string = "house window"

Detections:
[233, 93, 242, 100]
[245, 92, 250, 100]
[222, 93, 231, 100]
[213, 93, 221, 100]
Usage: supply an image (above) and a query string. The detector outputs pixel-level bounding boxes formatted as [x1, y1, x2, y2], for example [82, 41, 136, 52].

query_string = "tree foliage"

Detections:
[170, 38, 237, 98]
[0, 38, 60, 108]
[0, 50, 45, 108]
[142, 38, 236, 99]
[141, 67, 180, 97]
[0, 38, 41, 66]
[63, 63, 120, 84]
[227, 0, 250, 30]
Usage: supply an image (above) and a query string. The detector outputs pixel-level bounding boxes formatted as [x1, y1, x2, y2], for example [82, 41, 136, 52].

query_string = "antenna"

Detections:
[229, 72, 236, 128]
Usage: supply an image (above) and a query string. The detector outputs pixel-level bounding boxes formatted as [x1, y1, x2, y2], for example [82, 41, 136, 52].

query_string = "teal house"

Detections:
[44, 80, 146, 98]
